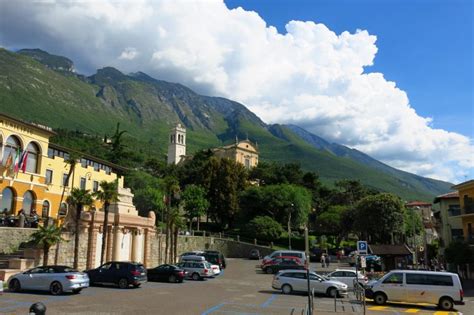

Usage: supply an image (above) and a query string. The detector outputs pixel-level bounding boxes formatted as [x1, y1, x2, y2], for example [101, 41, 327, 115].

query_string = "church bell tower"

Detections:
[167, 123, 186, 165]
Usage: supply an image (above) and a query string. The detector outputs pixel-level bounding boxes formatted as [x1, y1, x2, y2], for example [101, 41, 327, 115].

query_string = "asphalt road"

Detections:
[0, 259, 472, 315]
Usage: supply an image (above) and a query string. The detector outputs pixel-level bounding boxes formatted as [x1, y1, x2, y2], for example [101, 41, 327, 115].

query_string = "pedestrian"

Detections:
[18, 209, 26, 228]
[320, 254, 326, 268]
[326, 254, 331, 267]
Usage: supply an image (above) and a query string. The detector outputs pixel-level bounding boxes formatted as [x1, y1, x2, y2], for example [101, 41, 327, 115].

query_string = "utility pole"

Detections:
[305, 226, 311, 315]
[288, 203, 294, 250]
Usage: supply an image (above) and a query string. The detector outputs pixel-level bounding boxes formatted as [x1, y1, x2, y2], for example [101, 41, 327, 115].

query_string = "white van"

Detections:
[367, 270, 464, 310]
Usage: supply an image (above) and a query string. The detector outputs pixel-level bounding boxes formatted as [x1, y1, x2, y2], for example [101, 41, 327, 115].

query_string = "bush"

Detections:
[243, 216, 284, 242]
[445, 241, 474, 264]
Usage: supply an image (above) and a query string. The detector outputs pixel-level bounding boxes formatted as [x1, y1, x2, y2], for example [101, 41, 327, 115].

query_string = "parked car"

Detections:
[262, 250, 307, 265]
[86, 261, 147, 289]
[272, 270, 348, 297]
[8, 265, 89, 295]
[176, 261, 214, 280]
[147, 264, 187, 283]
[366, 270, 464, 311]
[203, 250, 227, 269]
[249, 249, 261, 260]
[326, 269, 368, 289]
[180, 251, 205, 258]
[210, 264, 221, 276]
[262, 257, 305, 274]
[180, 255, 206, 263]
[349, 254, 382, 271]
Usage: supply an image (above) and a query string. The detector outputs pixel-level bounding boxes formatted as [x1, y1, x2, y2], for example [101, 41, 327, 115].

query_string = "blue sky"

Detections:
[226, 0, 473, 139]
[1, 0, 472, 181]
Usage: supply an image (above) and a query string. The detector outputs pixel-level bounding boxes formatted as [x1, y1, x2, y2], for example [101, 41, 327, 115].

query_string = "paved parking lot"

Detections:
[0, 259, 472, 314]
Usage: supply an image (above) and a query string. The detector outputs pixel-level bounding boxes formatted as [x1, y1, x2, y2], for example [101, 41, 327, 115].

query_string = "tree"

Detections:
[107, 122, 127, 164]
[445, 241, 474, 265]
[239, 184, 312, 228]
[353, 193, 405, 244]
[94, 180, 119, 265]
[206, 157, 248, 228]
[58, 152, 80, 217]
[163, 176, 180, 263]
[67, 188, 94, 269]
[30, 225, 65, 266]
[242, 216, 284, 242]
[182, 184, 209, 231]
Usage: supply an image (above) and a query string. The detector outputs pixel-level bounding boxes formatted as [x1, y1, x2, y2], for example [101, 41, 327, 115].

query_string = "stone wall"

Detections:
[0, 227, 37, 254]
[148, 234, 274, 266]
[1, 228, 275, 270]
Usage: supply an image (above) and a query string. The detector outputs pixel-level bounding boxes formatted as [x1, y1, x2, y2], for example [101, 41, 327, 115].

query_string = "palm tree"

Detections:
[94, 180, 119, 265]
[58, 152, 80, 216]
[67, 188, 94, 269]
[30, 225, 65, 266]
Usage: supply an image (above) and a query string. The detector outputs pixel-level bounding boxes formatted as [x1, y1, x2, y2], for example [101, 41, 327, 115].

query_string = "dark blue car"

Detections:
[86, 261, 147, 289]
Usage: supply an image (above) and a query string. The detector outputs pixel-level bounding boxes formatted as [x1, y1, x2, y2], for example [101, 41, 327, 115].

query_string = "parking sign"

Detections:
[357, 241, 368, 255]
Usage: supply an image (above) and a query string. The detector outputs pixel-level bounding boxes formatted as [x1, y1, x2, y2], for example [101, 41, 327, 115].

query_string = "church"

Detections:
[166, 124, 259, 169]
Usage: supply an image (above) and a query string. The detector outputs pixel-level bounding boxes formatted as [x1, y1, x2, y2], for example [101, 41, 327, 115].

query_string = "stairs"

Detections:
[0, 250, 25, 269]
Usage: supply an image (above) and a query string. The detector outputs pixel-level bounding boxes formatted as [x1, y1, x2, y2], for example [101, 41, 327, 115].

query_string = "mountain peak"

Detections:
[17, 48, 75, 72]
[89, 67, 128, 85]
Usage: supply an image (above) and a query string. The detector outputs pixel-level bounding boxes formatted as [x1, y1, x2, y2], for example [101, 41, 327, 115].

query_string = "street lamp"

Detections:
[288, 203, 294, 250]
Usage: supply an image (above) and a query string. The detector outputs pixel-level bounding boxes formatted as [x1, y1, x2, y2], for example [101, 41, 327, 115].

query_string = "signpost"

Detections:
[357, 241, 368, 255]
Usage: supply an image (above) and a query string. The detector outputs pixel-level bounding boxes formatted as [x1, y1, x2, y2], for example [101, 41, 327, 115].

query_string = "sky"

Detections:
[0, 0, 472, 183]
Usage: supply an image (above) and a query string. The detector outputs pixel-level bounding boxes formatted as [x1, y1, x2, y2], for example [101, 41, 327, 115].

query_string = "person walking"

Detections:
[321, 254, 326, 268]
[18, 209, 26, 228]
[326, 254, 331, 268]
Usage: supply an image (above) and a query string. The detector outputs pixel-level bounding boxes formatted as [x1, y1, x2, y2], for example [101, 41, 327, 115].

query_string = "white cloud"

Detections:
[0, 0, 472, 183]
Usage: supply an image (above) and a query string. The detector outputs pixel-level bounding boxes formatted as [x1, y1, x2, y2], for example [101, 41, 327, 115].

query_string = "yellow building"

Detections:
[452, 179, 474, 244]
[0, 113, 125, 220]
[213, 139, 259, 169]
[433, 192, 463, 252]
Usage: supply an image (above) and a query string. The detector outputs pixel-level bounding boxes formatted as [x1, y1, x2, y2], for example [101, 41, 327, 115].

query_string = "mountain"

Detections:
[0, 48, 452, 200]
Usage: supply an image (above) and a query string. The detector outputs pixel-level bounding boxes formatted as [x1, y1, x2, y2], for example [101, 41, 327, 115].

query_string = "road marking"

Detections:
[201, 303, 226, 315]
[433, 312, 457, 315]
[368, 306, 388, 310]
[261, 294, 278, 308]
[404, 309, 420, 313]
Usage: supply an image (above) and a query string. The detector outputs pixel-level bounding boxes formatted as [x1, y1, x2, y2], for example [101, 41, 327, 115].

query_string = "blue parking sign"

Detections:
[357, 241, 368, 255]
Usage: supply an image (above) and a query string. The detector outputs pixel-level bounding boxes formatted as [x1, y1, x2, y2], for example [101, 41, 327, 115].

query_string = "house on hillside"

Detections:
[433, 192, 462, 254]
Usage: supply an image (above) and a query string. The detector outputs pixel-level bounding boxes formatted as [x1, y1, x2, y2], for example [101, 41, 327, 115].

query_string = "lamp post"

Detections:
[288, 203, 294, 250]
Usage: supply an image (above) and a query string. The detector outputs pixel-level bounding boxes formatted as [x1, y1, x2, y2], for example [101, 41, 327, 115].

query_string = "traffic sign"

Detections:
[357, 241, 368, 255]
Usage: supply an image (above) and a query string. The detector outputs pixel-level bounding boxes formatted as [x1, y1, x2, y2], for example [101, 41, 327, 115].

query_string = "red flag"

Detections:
[20, 151, 29, 173]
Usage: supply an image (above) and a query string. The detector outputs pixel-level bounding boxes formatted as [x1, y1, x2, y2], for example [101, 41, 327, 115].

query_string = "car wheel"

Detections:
[282, 284, 293, 295]
[327, 287, 337, 298]
[265, 267, 273, 274]
[118, 278, 129, 289]
[438, 297, 454, 310]
[8, 279, 21, 292]
[169, 275, 177, 283]
[192, 273, 201, 281]
[373, 292, 387, 305]
[72, 289, 82, 294]
[50, 281, 63, 295]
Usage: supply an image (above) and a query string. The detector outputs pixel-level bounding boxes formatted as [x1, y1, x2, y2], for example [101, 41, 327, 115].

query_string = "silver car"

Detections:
[176, 261, 214, 280]
[272, 270, 348, 297]
[8, 265, 89, 295]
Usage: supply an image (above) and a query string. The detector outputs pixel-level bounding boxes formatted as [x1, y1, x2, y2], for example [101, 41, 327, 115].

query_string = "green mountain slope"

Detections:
[0, 48, 452, 200]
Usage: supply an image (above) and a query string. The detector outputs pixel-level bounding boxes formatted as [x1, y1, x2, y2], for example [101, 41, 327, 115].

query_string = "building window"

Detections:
[59, 202, 68, 216]
[245, 158, 250, 169]
[42, 200, 50, 218]
[3, 135, 21, 166]
[448, 205, 461, 216]
[93, 181, 99, 192]
[1, 187, 14, 214]
[81, 158, 87, 168]
[45, 170, 53, 185]
[22, 191, 35, 215]
[80, 177, 86, 190]
[25, 142, 40, 173]
[63, 173, 69, 187]
[451, 229, 464, 242]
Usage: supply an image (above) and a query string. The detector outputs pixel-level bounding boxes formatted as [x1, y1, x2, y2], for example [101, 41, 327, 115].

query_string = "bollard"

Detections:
[237, 235, 240, 242]
[29, 302, 47, 315]
[219, 232, 222, 238]
[334, 289, 337, 312]
[270, 241, 274, 248]
[254, 238, 257, 245]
